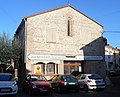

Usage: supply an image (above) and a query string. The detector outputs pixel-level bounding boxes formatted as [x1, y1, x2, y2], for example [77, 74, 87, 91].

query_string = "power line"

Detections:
[95, 10, 120, 19]
[103, 31, 120, 33]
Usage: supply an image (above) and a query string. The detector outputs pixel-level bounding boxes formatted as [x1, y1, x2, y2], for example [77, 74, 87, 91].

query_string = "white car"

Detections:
[0, 73, 18, 95]
[78, 74, 106, 92]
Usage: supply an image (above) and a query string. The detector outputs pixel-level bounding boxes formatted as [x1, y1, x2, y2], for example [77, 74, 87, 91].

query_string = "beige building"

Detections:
[15, 5, 106, 80]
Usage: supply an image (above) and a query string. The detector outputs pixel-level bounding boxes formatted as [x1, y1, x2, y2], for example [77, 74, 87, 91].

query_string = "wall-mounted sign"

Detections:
[28, 54, 51, 60]
[84, 56, 103, 60]
[28, 54, 103, 61]
[28, 54, 65, 60]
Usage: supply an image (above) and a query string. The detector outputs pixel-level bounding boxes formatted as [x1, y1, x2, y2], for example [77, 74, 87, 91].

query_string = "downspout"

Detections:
[24, 18, 27, 64]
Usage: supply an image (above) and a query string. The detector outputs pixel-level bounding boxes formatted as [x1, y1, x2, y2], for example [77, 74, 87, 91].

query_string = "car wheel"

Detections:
[84, 85, 89, 92]
[49, 92, 53, 95]
[99, 88, 104, 91]
[57, 87, 61, 93]
[28, 89, 33, 95]
[12, 94, 18, 97]
[22, 86, 26, 92]
[75, 89, 79, 93]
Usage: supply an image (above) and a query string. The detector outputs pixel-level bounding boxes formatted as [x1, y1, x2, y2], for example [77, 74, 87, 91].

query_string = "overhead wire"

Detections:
[104, 31, 120, 33]
[94, 10, 120, 19]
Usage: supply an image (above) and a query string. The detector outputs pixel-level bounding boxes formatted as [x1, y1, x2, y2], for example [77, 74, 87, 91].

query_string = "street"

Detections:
[5, 75, 119, 97]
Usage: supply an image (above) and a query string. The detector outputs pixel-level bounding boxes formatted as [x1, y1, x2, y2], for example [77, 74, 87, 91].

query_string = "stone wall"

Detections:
[26, 6, 103, 59]
[15, 6, 105, 77]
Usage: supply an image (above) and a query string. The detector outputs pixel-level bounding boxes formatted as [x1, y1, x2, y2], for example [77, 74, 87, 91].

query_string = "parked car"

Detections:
[22, 74, 53, 95]
[0, 73, 18, 96]
[49, 74, 79, 93]
[108, 70, 117, 76]
[107, 69, 120, 76]
[78, 74, 106, 92]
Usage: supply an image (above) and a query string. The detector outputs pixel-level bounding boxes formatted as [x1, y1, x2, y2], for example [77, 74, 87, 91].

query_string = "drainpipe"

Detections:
[21, 18, 27, 80]
[24, 18, 27, 64]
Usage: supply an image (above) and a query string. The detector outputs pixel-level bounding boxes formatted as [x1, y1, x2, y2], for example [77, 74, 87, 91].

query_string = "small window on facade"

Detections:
[46, 28, 56, 43]
[46, 63, 55, 74]
[67, 17, 72, 36]
[34, 64, 45, 74]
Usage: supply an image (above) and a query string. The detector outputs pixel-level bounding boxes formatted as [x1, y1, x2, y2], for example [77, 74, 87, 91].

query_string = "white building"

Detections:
[105, 45, 120, 74]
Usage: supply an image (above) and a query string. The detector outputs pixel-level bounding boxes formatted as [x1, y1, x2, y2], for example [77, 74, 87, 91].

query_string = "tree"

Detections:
[12, 37, 22, 62]
[0, 32, 12, 64]
[0, 32, 22, 66]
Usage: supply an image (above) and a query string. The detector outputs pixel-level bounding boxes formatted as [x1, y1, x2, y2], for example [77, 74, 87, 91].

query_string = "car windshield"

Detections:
[31, 75, 47, 81]
[0, 74, 13, 81]
[88, 74, 102, 79]
[62, 75, 77, 81]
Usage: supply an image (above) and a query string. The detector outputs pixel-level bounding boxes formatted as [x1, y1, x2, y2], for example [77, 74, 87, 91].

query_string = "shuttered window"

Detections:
[46, 28, 56, 42]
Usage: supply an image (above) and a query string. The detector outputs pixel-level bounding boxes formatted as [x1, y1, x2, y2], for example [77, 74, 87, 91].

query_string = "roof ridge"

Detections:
[24, 5, 103, 28]
[25, 5, 71, 19]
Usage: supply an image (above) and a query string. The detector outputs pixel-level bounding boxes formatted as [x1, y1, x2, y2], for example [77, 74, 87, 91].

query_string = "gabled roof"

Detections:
[105, 44, 113, 49]
[25, 5, 103, 28]
[106, 44, 120, 51]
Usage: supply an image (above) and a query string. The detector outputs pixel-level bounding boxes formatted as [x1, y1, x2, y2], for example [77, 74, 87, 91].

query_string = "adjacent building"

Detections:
[15, 5, 106, 80]
[105, 44, 120, 74]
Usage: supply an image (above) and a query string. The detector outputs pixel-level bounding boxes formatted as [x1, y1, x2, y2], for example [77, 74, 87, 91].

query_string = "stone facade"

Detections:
[15, 5, 106, 79]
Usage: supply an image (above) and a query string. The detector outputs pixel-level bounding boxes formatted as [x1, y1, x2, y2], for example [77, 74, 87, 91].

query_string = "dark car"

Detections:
[22, 74, 52, 95]
[108, 69, 120, 76]
[49, 74, 79, 93]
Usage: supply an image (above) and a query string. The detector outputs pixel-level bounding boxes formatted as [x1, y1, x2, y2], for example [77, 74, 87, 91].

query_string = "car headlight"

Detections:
[12, 81, 17, 86]
[32, 84, 37, 88]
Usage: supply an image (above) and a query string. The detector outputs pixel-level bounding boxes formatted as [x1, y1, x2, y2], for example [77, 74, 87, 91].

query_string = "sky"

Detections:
[0, 0, 120, 48]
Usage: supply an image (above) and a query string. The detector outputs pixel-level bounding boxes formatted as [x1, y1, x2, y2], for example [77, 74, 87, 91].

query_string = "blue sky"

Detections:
[0, 0, 120, 48]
